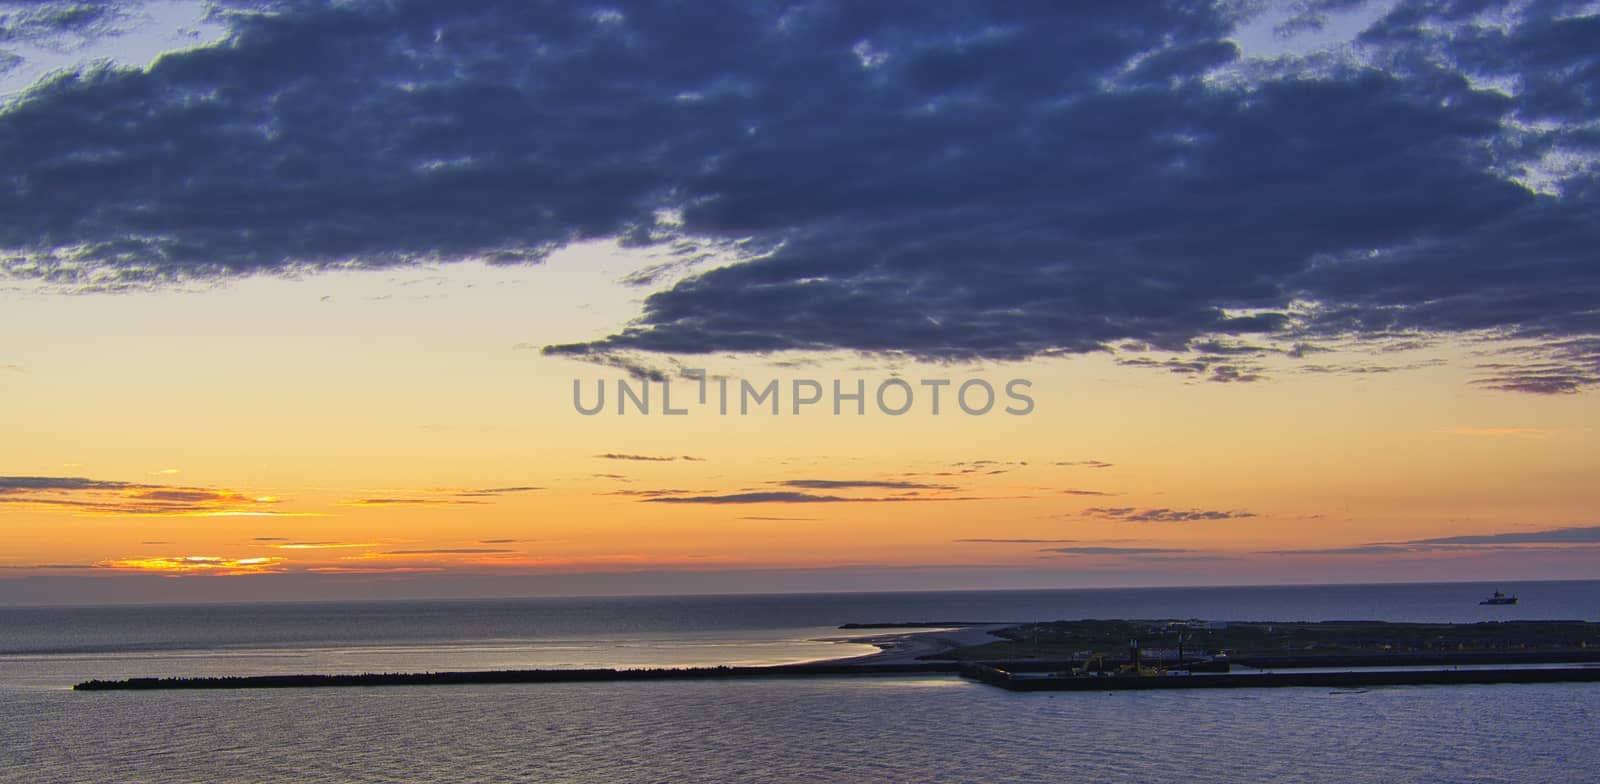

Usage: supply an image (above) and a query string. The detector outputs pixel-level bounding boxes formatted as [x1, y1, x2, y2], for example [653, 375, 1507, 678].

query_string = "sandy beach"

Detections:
[816, 624, 1011, 666]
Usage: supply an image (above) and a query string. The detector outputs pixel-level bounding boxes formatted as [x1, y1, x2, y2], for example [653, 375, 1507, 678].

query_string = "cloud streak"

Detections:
[341, 498, 489, 507]
[1084, 507, 1256, 523]
[775, 479, 958, 491]
[1269, 525, 1600, 555]
[1042, 546, 1192, 555]
[0, 475, 292, 517]
[642, 491, 979, 505]
[381, 548, 517, 555]
[95, 555, 285, 575]
[595, 454, 705, 462]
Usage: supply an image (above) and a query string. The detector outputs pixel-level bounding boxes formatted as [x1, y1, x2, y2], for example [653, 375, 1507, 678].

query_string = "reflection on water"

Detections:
[0, 632, 876, 691]
[4, 677, 1595, 784]
[5, 584, 1598, 782]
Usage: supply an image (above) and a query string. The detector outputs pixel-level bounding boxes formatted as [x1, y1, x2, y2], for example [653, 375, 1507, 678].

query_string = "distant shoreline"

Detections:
[70, 618, 1600, 692]
[811, 623, 1012, 666]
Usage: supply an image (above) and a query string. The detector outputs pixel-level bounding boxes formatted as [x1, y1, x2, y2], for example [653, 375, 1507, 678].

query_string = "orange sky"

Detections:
[3, 1, 1600, 605]
[4, 252, 1598, 604]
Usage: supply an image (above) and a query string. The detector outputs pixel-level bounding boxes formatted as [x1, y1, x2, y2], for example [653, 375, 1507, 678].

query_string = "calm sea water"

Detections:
[3, 581, 1597, 783]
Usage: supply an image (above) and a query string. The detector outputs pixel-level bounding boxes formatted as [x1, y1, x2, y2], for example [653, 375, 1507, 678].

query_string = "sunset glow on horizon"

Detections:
[5, 0, 1600, 604]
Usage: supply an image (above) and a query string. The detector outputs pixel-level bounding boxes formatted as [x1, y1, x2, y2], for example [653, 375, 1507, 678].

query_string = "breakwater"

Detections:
[72, 661, 961, 691]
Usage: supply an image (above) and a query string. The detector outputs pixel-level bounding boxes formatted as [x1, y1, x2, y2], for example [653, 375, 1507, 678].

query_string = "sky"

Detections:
[2, 0, 1598, 604]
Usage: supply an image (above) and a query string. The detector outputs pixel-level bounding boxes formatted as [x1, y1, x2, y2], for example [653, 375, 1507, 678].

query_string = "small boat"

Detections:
[1479, 589, 1518, 606]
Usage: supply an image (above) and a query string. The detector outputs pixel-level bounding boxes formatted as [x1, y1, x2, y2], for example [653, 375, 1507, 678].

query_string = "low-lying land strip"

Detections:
[932, 619, 1600, 665]
[73, 619, 1600, 692]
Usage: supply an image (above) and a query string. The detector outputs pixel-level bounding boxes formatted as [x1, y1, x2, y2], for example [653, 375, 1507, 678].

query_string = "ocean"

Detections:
[3, 581, 1597, 783]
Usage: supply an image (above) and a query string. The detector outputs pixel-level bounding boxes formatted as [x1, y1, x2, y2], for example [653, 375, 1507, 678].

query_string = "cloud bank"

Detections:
[3, 1, 1597, 389]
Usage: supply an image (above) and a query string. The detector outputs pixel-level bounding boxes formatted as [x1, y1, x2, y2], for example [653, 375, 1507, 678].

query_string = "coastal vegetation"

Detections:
[934, 619, 1600, 662]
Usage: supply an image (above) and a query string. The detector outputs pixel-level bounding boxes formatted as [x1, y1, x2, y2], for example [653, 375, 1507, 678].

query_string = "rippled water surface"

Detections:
[3, 582, 1596, 783]
[5, 679, 1595, 784]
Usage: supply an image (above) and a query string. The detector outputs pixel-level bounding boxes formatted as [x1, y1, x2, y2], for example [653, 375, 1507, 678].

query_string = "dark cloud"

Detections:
[1060, 489, 1116, 496]
[1085, 506, 1256, 522]
[1, 2, 1596, 391]
[1055, 461, 1114, 469]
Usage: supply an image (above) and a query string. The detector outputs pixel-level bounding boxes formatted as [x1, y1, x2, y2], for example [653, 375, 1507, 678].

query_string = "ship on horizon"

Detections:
[1480, 590, 1519, 606]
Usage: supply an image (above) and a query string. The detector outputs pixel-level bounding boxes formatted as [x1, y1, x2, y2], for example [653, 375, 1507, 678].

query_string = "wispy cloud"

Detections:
[340, 484, 540, 506]
[0, 476, 296, 517]
[306, 566, 448, 574]
[341, 498, 489, 507]
[775, 479, 958, 491]
[1117, 356, 1265, 385]
[265, 542, 378, 550]
[1472, 340, 1600, 395]
[1084, 507, 1255, 523]
[959, 538, 1082, 544]
[1056, 460, 1114, 469]
[1446, 427, 1554, 438]
[95, 556, 285, 575]
[1265, 545, 1417, 556]
[643, 491, 981, 505]
[1412, 526, 1600, 546]
[380, 548, 517, 555]
[1043, 546, 1192, 555]
[446, 486, 543, 498]
[1268, 525, 1600, 556]
[596, 453, 706, 462]
[605, 488, 702, 498]
[645, 491, 853, 505]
